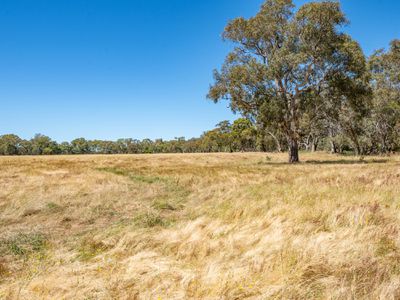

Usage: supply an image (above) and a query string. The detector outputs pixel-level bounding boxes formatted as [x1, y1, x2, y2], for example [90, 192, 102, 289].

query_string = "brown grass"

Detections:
[0, 152, 399, 299]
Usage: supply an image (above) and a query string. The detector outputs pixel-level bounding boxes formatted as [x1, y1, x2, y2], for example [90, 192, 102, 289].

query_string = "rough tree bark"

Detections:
[311, 137, 319, 152]
[288, 136, 299, 163]
[330, 140, 337, 154]
[287, 97, 300, 163]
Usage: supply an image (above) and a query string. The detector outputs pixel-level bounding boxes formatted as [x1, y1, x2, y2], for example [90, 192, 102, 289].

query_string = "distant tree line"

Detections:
[1, 109, 399, 156]
[0, 118, 256, 155]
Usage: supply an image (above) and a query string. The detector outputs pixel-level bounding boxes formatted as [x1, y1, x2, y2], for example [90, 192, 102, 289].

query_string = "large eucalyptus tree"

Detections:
[208, 0, 369, 162]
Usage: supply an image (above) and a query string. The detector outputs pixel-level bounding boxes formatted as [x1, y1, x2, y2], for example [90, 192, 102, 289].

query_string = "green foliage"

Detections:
[0, 128, 257, 156]
[208, 0, 370, 162]
[366, 40, 400, 153]
[0, 134, 22, 155]
[71, 138, 90, 154]
[30, 134, 60, 155]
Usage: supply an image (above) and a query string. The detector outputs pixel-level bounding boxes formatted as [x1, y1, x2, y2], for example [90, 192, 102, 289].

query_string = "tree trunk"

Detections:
[311, 137, 318, 152]
[268, 131, 282, 153]
[288, 137, 299, 163]
[330, 140, 337, 154]
[311, 143, 316, 152]
[351, 134, 362, 156]
[287, 95, 299, 163]
[304, 134, 311, 151]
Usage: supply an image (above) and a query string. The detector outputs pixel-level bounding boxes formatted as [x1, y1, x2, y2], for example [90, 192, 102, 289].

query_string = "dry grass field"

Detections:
[0, 152, 399, 299]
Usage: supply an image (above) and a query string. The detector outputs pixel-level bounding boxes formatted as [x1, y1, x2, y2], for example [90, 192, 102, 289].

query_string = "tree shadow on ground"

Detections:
[257, 158, 390, 166]
[304, 159, 389, 165]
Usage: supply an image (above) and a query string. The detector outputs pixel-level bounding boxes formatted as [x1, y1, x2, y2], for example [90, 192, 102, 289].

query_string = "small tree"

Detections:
[208, 0, 369, 163]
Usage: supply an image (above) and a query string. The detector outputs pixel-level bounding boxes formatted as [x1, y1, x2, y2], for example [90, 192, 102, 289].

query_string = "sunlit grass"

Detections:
[0, 152, 399, 299]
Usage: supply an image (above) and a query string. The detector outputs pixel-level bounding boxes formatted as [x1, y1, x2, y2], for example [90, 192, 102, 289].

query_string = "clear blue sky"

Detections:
[1, 0, 399, 142]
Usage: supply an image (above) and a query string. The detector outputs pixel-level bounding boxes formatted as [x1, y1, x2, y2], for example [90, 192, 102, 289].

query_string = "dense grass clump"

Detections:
[0, 233, 47, 258]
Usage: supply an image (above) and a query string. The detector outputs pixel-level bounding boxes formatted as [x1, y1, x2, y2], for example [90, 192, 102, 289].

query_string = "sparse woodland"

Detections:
[1, 1, 400, 299]
[1, 1, 399, 162]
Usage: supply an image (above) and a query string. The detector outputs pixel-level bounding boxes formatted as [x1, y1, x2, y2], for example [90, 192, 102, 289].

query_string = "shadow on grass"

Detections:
[258, 159, 389, 166]
[304, 159, 389, 165]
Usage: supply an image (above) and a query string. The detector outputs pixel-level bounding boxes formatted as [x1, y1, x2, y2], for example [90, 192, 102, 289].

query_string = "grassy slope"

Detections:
[0, 152, 399, 299]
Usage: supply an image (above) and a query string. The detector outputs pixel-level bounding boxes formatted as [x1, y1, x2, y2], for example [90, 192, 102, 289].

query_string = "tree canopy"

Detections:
[208, 0, 370, 162]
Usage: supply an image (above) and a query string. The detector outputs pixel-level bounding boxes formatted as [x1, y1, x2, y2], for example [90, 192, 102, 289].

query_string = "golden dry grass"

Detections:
[0, 152, 399, 299]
